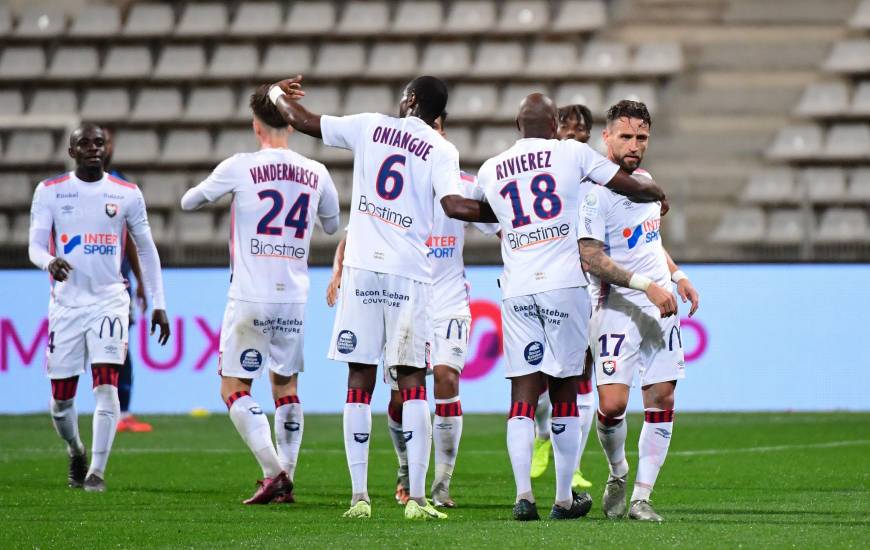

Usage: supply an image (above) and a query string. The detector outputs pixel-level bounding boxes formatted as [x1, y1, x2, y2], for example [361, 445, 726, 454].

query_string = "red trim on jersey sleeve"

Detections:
[43, 173, 71, 187]
[108, 174, 137, 189]
[460, 171, 476, 183]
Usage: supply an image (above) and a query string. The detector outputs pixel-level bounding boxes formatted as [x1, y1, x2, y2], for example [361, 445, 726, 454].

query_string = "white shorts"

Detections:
[328, 267, 431, 369]
[502, 287, 591, 379]
[591, 294, 686, 387]
[46, 291, 130, 379]
[431, 315, 470, 372]
[218, 299, 305, 379]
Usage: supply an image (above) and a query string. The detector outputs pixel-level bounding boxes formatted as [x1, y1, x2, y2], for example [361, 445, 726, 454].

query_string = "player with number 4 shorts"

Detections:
[476, 93, 668, 522]
[181, 85, 340, 505]
[578, 100, 700, 522]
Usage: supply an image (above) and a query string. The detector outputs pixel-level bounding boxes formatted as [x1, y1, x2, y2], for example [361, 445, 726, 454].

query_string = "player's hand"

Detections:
[677, 279, 700, 317]
[645, 283, 678, 318]
[135, 284, 148, 314]
[151, 309, 170, 345]
[326, 275, 341, 307]
[660, 197, 670, 216]
[276, 75, 306, 100]
[48, 258, 73, 282]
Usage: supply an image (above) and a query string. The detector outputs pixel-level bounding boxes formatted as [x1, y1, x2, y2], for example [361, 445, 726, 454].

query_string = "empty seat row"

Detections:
[823, 40, 870, 74]
[0, 1, 607, 40]
[850, 0, 870, 29]
[0, 41, 682, 81]
[796, 80, 870, 117]
[711, 207, 870, 245]
[767, 123, 870, 160]
[741, 168, 870, 204]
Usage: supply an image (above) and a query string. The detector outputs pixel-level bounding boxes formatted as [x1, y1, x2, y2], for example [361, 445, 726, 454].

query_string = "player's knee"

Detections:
[434, 365, 460, 398]
[347, 363, 377, 394]
[598, 398, 628, 419]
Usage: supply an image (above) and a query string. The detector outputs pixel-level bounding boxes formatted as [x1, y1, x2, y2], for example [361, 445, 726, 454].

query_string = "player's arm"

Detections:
[437, 151, 498, 223]
[181, 158, 239, 210]
[604, 169, 667, 207]
[27, 184, 72, 280]
[127, 192, 170, 345]
[271, 76, 322, 139]
[441, 195, 498, 223]
[326, 237, 346, 307]
[665, 248, 699, 316]
[125, 235, 148, 313]
[579, 238, 676, 318]
[317, 170, 341, 235]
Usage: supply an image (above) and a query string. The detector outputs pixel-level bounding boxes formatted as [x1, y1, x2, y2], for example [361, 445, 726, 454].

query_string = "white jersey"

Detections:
[578, 168, 670, 308]
[29, 171, 162, 308]
[195, 147, 339, 303]
[478, 138, 620, 299]
[428, 171, 499, 318]
[321, 113, 461, 283]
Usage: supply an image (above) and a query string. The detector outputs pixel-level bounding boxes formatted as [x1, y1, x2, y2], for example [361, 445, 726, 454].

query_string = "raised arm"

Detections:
[605, 169, 666, 203]
[271, 77, 322, 139]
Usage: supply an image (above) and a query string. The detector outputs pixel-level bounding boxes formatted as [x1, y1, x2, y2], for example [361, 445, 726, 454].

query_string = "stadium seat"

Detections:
[213, 129, 257, 162]
[551, 0, 607, 32]
[802, 168, 847, 203]
[449, 84, 499, 121]
[9, 214, 31, 245]
[0, 173, 33, 207]
[336, 1, 390, 35]
[497, 1, 550, 33]
[297, 85, 341, 116]
[445, 1, 496, 34]
[765, 209, 807, 245]
[260, 44, 312, 79]
[848, 169, 870, 202]
[496, 83, 549, 121]
[525, 42, 578, 78]
[578, 42, 629, 76]
[367, 43, 417, 79]
[709, 207, 765, 243]
[824, 124, 870, 159]
[184, 87, 235, 122]
[80, 88, 129, 122]
[631, 43, 683, 75]
[741, 169, 798, 204]
[29, 89, 77, 117]
[287, 131, 319, 158]
[795, 81, 850, 117]
[130, 88, 183, 122]
[725, 0, 853, 23]
[14, 7, 66, 38]
[234, 86, 256, 121]
[823, 40, 870, 74]
[140, 172, 184, 209]
[0, 6, 11, 36]
[285, 1, 336, 35]
[208, 44, 259, 78]
[420, 43, 472, 77]
[111, 130, 160, 164]
[175, 3, 228, 36]
[162, 130, 212, 164]
[474, 127, 518, 160]
[445, 127, 473, 157]
[154, 46, 206, 79]
[176, 212, 215, 244]
[48, 46, 100, 80]
[391, 1, 443, 34]
[0, 47, 46, 80]
[850, 81, 870, 116]
[606, 83, 657, 114]
[215, 211, 232, 240]
[851, 0, 870, 29]
[767, 125, 824, 160]
[588, 131, 606, 154]
[815, 208, 868, 243]
[554, 83, 603, 115]
[147, 212, 170, 244]
[0, 90, 24, 117]
[313, 44, 366, 78]
[472, 42, 525, 77]
[343, 85, 393, 116]
[230, 1, 282, 36]
[5, 130, 54, 163]
[69, 4, 121, 37]
[101, 46, 152, 79]
[122, 4, 175, 37]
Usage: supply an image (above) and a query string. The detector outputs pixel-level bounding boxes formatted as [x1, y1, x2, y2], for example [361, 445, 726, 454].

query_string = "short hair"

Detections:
[249, 84, 289, 129]
[558, 104, 593, 130]
[438, 110, 448, 125]
[69, 122, 104, 148]
[406, 76, 448, 122]
[605, 100, 652, 128]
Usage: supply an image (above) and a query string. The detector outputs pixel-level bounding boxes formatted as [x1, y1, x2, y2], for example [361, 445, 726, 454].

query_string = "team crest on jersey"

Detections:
[524, 341, 544, 365]
[602, 360, 617, 375]
[240, 349, 263, 371]
[105, 203, 118, 218]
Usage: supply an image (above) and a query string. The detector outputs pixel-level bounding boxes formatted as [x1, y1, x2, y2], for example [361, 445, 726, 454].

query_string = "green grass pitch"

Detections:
[1, 412, 867, 548]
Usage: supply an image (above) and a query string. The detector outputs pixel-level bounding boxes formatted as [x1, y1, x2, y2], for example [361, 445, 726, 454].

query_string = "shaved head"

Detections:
[516, 93, 558, 139]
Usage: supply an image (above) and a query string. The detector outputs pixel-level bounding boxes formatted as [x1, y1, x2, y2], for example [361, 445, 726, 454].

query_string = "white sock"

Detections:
[343, 401, 371, 503]
[387, 407, 408, 474]
[534, 391, 551, 440]
[506, 415, 535, 502]
[433, 397, 463, 489]
[50, 398, 84, 456]
[88, 384, 120, 478]
[551, 412, 581, 507]
[402, 397, 432, 501]
[274, 401, 303, 482]
[229, 394, 282, 479]
[632, 409, 674, 502]
[576, 391, 595, 470]
[597, 410, 629, 478]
